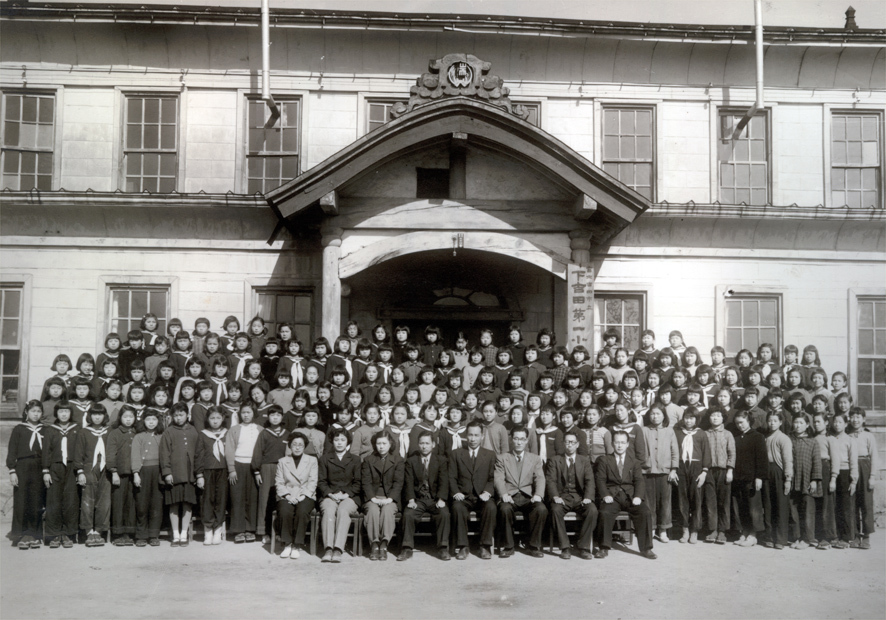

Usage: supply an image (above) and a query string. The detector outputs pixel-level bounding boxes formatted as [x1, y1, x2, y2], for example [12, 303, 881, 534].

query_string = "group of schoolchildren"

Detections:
[6, 312, 879, 558]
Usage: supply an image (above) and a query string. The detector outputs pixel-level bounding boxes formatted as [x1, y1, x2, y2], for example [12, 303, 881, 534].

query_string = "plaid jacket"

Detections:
[791, 433, 822, 497]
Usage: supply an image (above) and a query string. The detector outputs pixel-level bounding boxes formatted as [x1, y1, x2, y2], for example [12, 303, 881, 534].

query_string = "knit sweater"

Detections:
[764, 429, 793, 479]
[790, 432, 822, 496]
[828, 432, 859, 482]
[705, 426, 736, 469]
[642, 426, 679, 474]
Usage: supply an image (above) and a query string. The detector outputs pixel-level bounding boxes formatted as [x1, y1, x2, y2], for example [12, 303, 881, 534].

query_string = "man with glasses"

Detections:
[494, 425, 548, 558]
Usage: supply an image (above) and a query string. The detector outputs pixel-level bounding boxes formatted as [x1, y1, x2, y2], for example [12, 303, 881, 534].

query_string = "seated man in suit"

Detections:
[450, 419, 497, 560]
[545, 429, 597, 560]
[398, 430, 451, 561]
[594, 429, 657, 560]
[494, 425, 548, 558]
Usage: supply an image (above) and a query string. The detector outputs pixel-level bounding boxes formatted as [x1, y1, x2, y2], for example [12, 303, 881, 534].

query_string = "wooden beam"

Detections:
[320, 190, 339, 215]
[574, 193, 597, 220]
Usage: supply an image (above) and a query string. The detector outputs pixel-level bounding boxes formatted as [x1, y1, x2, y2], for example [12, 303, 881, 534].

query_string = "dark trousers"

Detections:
[45, 462, 79, 538]
[704, 467, 731, 533]
[111, 473, 136, 536]
[815, 459, 836, 542]
[497, 493, 548, 551]
[644, 473, 672, 531]
[228, 461, 258, 534]
[834, 469, 856, 542]
[761, 463, 789, 545]
[134, 465, 163, 540]
[401, 498, 450, 549]
[276, 497, 316, 546]
[549, 494, 597, 552]
[256, 463, 277, 536]
[732, 479, 763, 536]
[856, 458, 874, 537]
[11, 457, 44, 540]
[80, 466, 111, 533]
[789, 492, 816, 543]
[452, 495, 496, 548]
[598, 492, 653, 552]
[676, 461, 704, 531]
[200, 469, 228, 530]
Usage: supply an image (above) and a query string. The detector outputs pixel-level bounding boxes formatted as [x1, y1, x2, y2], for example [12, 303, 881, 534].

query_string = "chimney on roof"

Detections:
[845, 6, 858, 30]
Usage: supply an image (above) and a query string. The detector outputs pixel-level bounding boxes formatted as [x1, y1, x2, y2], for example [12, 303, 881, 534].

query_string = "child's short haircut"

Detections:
[264, 338, 280, 350]
[524, 343, 539, 353]
[733, 410, 750, 422]
[536, 327, 556, 346]
[641, 329, 655, 339]
[104, 333, 122, 348]
[572, 345, 591, 359]
[480, 328, 493, 337]
[448, 368, 464, 379]
[552, 346, 569, 359]
[211, 354, 230, 368]
[811, 394, 829, 406]
[835, 392, 853, 404]
[811, 368, 828, 384]
[378, 343, 393, 353]
[206, 333, 220, 343]
[749, 365, 765, 377]
[404, 343, 419, 354]
[127, 329, 144, 342]
[710, 346, 726, 355]
[784, 344, 799, 355]
[266, 404, 284, 416]
[682, 407, 700, 421]
[540, 371, 554, 380]
[632, 350, 649, 363]
[687, 383, 703, 395]
[328, 427, 352, 444]
[424, 325, 442, 340]
[766, 410, 784, 422]
[602, 327, 620, 341]
[849, 406, 866, 419]
[832, 371, 848, 382]
[87, 403, 110, 426]
[479, 367, 494, 377]
[54, 400, 73, 416]
[166, 318, 183, 334]
[591, 370, 608, 383]
[668, 330, 683, 340]
[560, 407, 576, 420]
[767, 387, 784, 400]
[153, 336, 169, 349]
[744, 386, 759, 397]
[129, 359, 146, 371]
[658, 385, 673, 396]
[157, 359, 175, 371]
[195, 317, 210, 328]
[356, 338, 372, 352]
[197, 380, 213, 393]
[564, 369, 582, 381]
[175, 329, 191, 341]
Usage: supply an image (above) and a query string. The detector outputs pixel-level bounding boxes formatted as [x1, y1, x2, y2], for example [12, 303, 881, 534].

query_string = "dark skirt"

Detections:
[164, 481, 196, 505]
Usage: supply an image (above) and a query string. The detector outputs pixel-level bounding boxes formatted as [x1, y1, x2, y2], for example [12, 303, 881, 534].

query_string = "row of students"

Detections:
[8, 386, 876, 554]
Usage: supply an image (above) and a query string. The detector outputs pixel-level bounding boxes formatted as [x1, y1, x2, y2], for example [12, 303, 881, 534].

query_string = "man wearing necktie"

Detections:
[449, 420, 497, 560]
[545, 430, 597, 560]
[594, 430, 656, 560]
[494, 425, 548, 558]
[398, 431, 451, 561]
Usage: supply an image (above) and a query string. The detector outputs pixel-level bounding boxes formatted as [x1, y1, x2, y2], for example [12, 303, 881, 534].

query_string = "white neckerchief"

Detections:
[388, 426, 410, 458]
[86, 426, 108, 471]
[378, 405, 393, 427]
[24, 422, 43, 451]
[202, 428, 227, 461]
[446, 425, 466, 450]
[232, 353, 253, 382]
[210, 376, 228, 405]
[288, 357, 304, 388]
[536, 426, 558, 462]
[681, 427, 699, 463]
[51, 423, 75, 464]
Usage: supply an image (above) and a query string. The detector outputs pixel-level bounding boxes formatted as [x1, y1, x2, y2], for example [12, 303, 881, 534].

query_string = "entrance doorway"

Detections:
[345, 249, 556, 349]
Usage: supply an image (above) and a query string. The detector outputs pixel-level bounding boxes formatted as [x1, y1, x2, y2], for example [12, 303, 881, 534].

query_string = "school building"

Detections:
[0, 2, 884, 439]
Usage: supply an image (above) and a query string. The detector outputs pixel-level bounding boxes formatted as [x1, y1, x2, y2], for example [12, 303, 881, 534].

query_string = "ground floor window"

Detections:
[0, 285, 23, 416]
[856, 296, 886, 411]
[724, 295, 781, 359]
[108, 286, 169, 335]
[594, 293, 645, 352]
[254, 289, 313, 345]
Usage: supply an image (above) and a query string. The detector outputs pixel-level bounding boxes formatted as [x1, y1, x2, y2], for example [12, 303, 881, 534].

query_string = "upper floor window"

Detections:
[602, 107, 654, 200]
[725, 295, 780, 360]
[832, 112, 882, 208]
[108, 285, 169, 335]
[254, 288, 313, 345]
[124, 95, 178, 193]
[1, 92, 54, 191]
[718, 111, 769, 205]
[247, 98, 300, 194]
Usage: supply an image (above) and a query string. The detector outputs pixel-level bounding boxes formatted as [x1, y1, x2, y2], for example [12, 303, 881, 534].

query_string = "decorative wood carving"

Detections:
[391, 54, 530, 121]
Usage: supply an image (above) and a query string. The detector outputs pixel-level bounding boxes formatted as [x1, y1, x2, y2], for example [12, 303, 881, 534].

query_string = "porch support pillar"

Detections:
[566, 230, 594, 351]
[321, 228, 343, 344]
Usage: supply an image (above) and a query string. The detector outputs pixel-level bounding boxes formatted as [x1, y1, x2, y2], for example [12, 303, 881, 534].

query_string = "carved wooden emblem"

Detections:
[391, 53, 530, 121]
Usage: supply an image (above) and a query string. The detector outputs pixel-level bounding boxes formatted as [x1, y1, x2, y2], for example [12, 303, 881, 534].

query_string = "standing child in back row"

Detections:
[7, 400, 46, 549]
[847, 407, 877, 550]
[159, 402, 198, 547]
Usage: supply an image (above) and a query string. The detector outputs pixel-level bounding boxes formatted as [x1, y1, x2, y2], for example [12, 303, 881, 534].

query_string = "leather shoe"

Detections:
[439, 548, 451, 561]
[397, 548, 413, 561]
[321, 548, 334, 563]
[559, 548, 571, 560]
[369, 543, 380, 561]
[479, 546, 492, 560]
[379, 546, 388, 561]
[643, 550, 658, 560]
[499, 547, 514, 558]
[578, 549, 593, 560]
[529, 549, 544, 558]
[593, 548, 609, 559]
[456, 547, 468, 560]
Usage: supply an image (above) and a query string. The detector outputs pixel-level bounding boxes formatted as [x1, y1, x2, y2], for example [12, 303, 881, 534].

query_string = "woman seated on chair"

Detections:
[274, 431, 318, 560]
[317, 427, 362, 563]
[361, 431, 405, 561]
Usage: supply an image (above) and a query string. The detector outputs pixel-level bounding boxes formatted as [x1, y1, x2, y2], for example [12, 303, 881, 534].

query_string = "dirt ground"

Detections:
[1, 422, 884, 620]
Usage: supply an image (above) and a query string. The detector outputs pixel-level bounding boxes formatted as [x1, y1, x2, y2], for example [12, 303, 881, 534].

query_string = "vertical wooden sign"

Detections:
[566, 264, 594, 350]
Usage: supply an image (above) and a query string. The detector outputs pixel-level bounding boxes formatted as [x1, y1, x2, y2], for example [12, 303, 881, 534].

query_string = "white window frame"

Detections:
[715, 107, 772, 206]
[593, 290, 649, 353]
[243, 277, 317, 345]
[96, 276, 179, 353]
[244, 95, 302, 194]
[117, 88, 184, 193]
[0, 88, 63, 191]
[590, 282, 653, 352]
[848, 287, 886, 411]
[715, 285, 785, 359]
[600, 104, 656, 202]
[823, 106, 885, 210]
[0, 276, 31, 417]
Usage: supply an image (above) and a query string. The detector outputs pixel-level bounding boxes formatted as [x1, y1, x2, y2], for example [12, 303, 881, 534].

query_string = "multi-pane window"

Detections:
[856, 297, 885, 411]
[1, 93, 54, 191]
[367, 100, 405, 133]
[602, 107, 654, 200]
[718, 112, 768, 205]
[0, 286, 23, 417]
[247, 98, 300, 194]
[109, 287, 169, 336]
[594, 294, 645, 352]
[725, 296, 780, 359]
[124, 96, 178, 193]
[255, 289, 313, 345]
[832, 112, 881, 208]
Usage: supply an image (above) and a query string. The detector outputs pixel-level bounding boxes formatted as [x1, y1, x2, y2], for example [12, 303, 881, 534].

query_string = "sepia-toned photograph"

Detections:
[0, 0, 884, 618]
